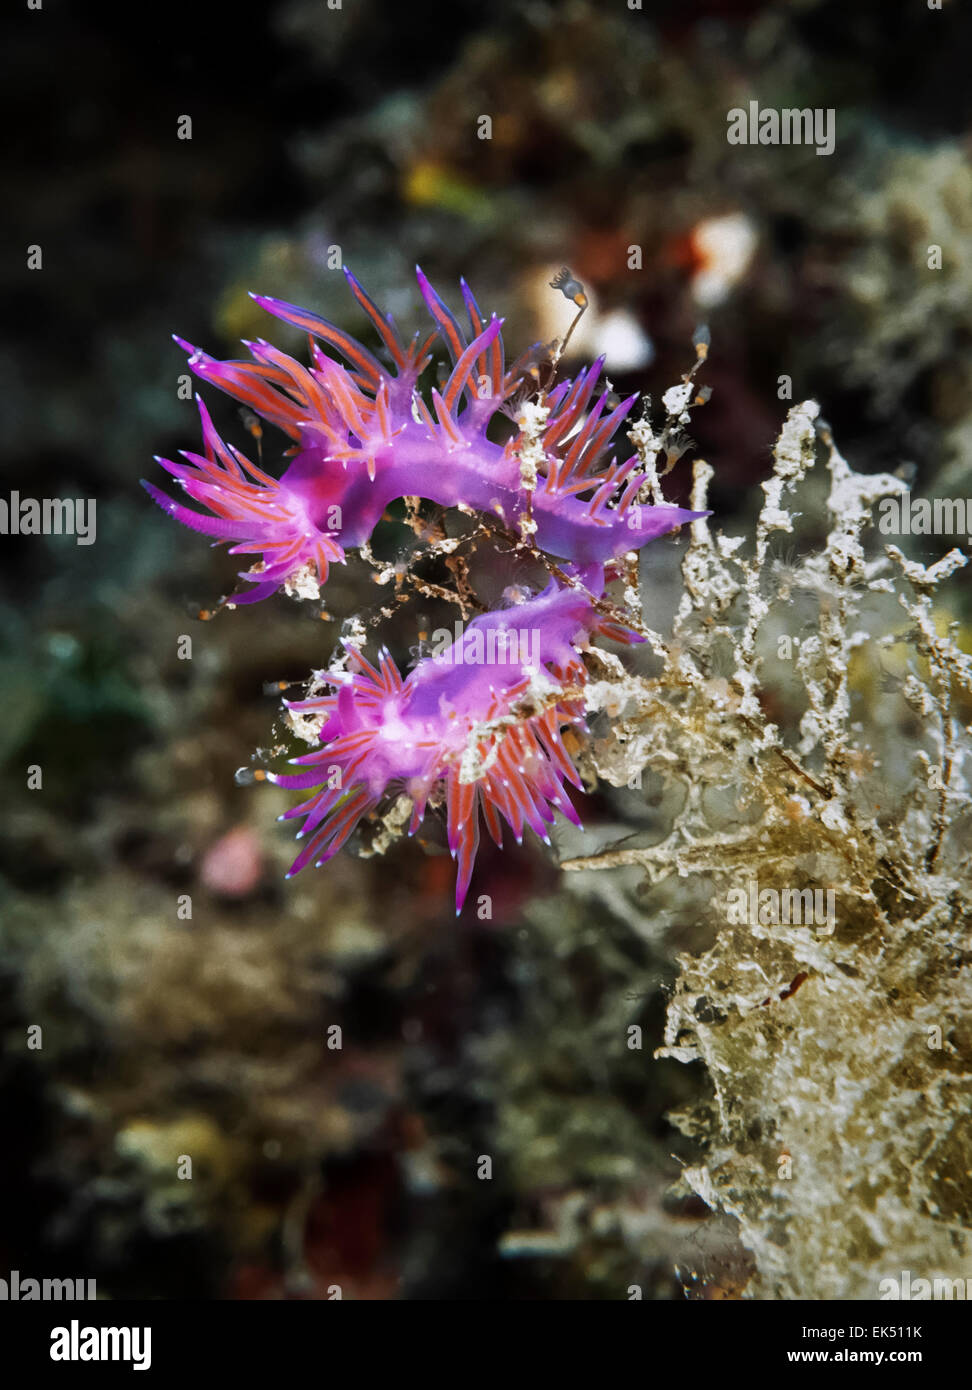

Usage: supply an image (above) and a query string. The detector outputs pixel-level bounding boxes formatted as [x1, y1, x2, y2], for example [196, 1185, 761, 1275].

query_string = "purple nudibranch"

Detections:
[146, 267, 708, 906]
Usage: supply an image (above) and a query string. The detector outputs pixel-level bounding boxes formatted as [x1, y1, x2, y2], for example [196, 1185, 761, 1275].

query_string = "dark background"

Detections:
[0, 0, 969, 1299]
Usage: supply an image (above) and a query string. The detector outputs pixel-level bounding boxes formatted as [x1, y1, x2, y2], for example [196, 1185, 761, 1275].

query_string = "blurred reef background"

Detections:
[0, 0, 970, 1299]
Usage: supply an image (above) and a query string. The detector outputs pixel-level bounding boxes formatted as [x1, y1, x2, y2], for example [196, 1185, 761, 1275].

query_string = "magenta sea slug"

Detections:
[147, 268, 707, 908]
[270, 579, 644, 913]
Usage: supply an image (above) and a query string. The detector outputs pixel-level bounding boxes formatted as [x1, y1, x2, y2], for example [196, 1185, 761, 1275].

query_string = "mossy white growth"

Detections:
[513, 399, 550, 494]
[282, 562, 322, 602]
[359, 792, 414, 858]
[565, 401, 972, 1298]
